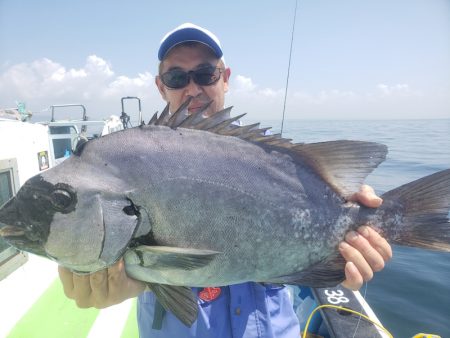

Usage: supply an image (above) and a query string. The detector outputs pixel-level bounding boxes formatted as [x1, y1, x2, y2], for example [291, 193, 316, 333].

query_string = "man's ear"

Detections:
[155, 76, 168, 101]
[223, 68, 231, 93]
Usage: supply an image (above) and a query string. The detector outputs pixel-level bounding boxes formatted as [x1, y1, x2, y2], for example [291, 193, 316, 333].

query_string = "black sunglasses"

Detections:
[160, 66, 223, 89]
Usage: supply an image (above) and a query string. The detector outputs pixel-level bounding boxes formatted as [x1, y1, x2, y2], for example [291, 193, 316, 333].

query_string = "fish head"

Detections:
[0, 163, 142, 273]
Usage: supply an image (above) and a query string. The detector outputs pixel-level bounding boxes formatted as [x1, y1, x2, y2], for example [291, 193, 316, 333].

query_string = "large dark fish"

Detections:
[0, 103, 449, 327]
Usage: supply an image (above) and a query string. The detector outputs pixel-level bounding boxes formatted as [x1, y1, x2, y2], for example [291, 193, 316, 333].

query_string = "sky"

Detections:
[0, 0, 449, 122]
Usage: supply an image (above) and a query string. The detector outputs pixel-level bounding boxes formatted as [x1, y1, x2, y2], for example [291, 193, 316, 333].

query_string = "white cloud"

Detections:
[84, 55, 114, 77]
[260, 88, 282, 98]
[0, 55, 162, 121]
[0, 58, 447, 121]
[229, 76, 448, 120]
[376, 83, 418, 97]
[234, 75, 256, 92]
[104, 72, 153, 97]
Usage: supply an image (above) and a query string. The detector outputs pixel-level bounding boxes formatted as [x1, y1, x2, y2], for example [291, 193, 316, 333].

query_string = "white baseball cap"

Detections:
[158, 23, 224, 61]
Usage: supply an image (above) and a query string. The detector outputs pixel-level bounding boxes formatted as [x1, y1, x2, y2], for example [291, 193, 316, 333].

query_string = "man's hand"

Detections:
[58, 259, 146, 309]
[340, 185, 393, 290]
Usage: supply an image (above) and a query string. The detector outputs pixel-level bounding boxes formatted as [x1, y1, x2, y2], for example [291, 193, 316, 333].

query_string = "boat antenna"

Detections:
[281, 0, 298, 136]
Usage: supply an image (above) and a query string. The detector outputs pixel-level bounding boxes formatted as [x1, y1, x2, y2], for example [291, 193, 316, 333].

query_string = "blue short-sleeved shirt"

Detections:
[137, 282, 300, 338]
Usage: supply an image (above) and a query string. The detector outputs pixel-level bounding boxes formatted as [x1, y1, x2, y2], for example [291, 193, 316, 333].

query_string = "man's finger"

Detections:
[72, 273, 93, 308]
[344, 230, 385, 272]
[349, 184, 383, 208]
[341, 262, 363, 291]
[107, 259, 146, 304]
[339, 240, 374, 281]
[90, 269, 109, 308]
[58, 266, 75, 298]
[357, 226, 393, 262]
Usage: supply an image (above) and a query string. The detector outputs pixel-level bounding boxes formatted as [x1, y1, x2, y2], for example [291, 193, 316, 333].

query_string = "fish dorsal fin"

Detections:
[148, 111, 158, 125]
[150, 101, 387, 197]
[152, 101, 291, 146]
[294, 140, 388, 198]
[72, 137, 89, 156]
[154, 103, 170, 125]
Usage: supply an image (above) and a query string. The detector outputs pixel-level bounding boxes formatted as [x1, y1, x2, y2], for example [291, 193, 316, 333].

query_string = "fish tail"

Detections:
[375, 169, 450, 252]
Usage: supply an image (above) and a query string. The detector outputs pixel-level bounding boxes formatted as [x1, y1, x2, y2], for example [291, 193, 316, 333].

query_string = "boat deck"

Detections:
[0, 255, 138, 338]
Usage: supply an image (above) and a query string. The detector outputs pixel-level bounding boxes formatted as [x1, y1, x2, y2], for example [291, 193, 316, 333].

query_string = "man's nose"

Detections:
[183, 78, 203, 97]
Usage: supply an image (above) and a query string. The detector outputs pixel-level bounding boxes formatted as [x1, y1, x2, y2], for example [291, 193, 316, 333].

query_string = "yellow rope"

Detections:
[301, 304, 394, 338]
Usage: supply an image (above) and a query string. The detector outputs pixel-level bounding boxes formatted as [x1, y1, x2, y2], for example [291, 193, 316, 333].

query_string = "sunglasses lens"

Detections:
[192, 67, 221, 86]
[161, 69, 189, 89]
[161, 67, 222, 89]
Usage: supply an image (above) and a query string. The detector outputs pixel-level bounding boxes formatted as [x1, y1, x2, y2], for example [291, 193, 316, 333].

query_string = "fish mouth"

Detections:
[0, 225, 26, 238]
[0, 222, 45, 242]
[0, 225, 47, 256]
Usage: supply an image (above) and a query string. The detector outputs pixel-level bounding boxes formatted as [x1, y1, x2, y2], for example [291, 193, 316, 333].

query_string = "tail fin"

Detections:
[377, 169, 450, 252]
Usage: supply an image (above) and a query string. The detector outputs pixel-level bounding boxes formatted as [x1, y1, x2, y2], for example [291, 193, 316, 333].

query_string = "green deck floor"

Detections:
[7, 278, 138, 338]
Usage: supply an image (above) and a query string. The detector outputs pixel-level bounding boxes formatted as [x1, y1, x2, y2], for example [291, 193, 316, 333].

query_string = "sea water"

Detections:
[252, 118, 450, 337]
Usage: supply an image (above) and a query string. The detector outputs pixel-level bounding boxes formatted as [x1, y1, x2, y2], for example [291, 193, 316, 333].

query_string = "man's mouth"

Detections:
[187, 98, 212, 114]
[188, 105, 204, 114]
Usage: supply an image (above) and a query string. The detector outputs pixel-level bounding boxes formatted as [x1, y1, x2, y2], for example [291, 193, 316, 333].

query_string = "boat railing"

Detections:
[120, 96, 143, 129]
[50, 104, 88, 133]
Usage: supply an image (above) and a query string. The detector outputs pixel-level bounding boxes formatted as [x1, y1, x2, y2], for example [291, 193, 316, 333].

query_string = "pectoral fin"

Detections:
[125, 245, 220, 270]
[148, 283, 198, 327]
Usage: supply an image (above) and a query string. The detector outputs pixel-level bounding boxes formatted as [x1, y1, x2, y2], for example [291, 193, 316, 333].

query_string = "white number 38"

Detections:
[324, 289, 350, 304]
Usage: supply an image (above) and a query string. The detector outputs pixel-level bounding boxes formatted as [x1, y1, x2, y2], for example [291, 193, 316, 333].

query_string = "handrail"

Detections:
[50, 104, 88, 133]
[50, 104, 87, 122]
[120, 96, 143, 128]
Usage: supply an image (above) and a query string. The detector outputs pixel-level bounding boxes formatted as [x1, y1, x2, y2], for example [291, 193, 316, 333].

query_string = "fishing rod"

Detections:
[282, 3, 376, 337]
[281, 0, 298, 136]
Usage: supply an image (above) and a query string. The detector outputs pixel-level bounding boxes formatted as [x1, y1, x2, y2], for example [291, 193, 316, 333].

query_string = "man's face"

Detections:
[156, 44, 231, 117]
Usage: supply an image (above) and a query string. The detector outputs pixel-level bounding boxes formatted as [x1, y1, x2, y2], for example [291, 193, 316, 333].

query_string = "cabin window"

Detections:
[0, 160, 27, 280]
[0, 170, 13, 206]
[0, 170, 14, 254]
[49, 125, 78, 160]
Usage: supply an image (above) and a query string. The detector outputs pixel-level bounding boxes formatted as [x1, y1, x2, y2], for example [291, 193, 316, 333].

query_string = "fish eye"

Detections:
[123, 198, 140, 216]
[50, 189, 73, 211]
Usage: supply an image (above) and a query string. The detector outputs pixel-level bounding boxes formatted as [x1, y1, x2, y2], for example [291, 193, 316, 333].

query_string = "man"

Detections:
[59, 23, 392, 337]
